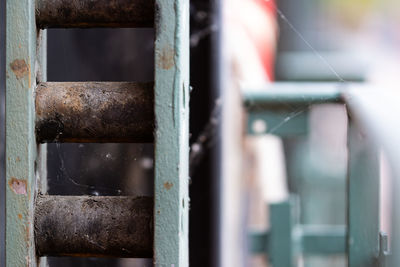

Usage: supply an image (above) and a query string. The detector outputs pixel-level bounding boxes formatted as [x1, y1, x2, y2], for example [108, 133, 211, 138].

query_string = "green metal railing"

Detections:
[6, 0, 189, 266]
[245, 83, 393, 266]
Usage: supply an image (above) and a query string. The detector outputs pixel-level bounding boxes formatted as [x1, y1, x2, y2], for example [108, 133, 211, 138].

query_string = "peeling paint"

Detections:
[10, 59, 29, 79]
[154, 0, 189, 264]
[8, 177, 27, 195]
[163, 182, 173, 190]
[157, 46, 175, 70]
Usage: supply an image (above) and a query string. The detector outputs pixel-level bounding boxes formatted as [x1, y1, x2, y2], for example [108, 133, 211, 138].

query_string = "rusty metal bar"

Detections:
[36, 0, 154, 28]
[35, 82, 154, 143]
[34, 195, 153, 258]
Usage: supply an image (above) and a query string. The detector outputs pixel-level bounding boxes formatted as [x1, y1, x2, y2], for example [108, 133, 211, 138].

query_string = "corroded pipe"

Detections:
[36, 0, 154, 28]
[35, 82, 154, 143]
[34, 195, 153, 257]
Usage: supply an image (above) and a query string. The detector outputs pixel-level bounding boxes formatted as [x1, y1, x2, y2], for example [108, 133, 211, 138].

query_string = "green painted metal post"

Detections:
[154, 0, 190, 266]
[6, 0, 43, 265]
[269, 201, 293, 267]
[347, 121, 380, 266]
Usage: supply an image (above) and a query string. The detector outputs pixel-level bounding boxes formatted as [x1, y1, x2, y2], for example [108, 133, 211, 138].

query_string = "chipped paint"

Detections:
[10, 59, 29, 79]
[6, 0, 38, 265]
[154, 0, 190, 266]
[8, 178, 27, 195]
[157, 45, 175, 70]
[163, 182, 173, 190]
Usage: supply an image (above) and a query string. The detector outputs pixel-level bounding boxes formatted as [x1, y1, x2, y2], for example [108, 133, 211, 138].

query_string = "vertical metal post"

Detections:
[154, 0, 190, 266]
[347, 121, 380, 266]
[269, 201, 293, 267]
[0, 0, 6, 264]
[6, 0, 43, 265]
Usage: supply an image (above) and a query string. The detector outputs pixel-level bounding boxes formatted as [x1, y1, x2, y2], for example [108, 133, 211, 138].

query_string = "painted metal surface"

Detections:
[36, 0, 154, 28]
[248, 230, 269, 254]
[244, 83, 393, 266]
[347, 122, 380, 266]
[296, 225, 346, 255]
[243, 83, 344, 137]
[379, 232, 389, 267]
[269, 201, 293, 267]
[153, 0, 190, 265]
[249, 201, 346, 264]
[35, 82, 154, 143]
[342, 87, 400, 266]
[6, 0, 38, 265]
[247, 110, 308, 136]
[243, 83, 343, 107]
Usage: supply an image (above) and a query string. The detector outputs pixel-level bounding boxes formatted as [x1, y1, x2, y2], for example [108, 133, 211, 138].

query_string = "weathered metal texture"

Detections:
[347, 122, 379, 266]
[154, 0, 190, 265]
[36, 25, 49, 267]
[34, 195, 153, 258]
[6, 0, 39, 265]
[35, 82, 154, 143]
[36, 0, 154, 28]
[269, 201, 293, 267]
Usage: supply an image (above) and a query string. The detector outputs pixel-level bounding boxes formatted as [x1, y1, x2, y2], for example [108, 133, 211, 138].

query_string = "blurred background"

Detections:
[2, 0, 400, 266]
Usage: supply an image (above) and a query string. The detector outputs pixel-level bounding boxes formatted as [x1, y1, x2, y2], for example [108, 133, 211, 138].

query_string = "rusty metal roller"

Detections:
[36, 0, 154, 28]
[35, 82, 154, 143]
[34, 195, 153, 257]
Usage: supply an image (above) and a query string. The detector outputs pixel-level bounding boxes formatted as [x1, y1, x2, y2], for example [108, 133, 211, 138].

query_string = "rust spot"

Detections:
[18, 214, 23, 220]
[35, 82, 154, 143]
[10, 59, 29, 79]
[24, 224, 30, 243]
[163, 182, 173, 190]
[9, 177, 27, 195]
[158, 46, 175, 70]
[16, 156, 21, 162]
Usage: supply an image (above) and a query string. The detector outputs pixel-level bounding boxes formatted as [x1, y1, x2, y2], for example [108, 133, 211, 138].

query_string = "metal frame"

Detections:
[6, 0, 43, 265]
[6, 0, 190, 265]
[153, 0, 190, 265]
[245, 83, 388, 266]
